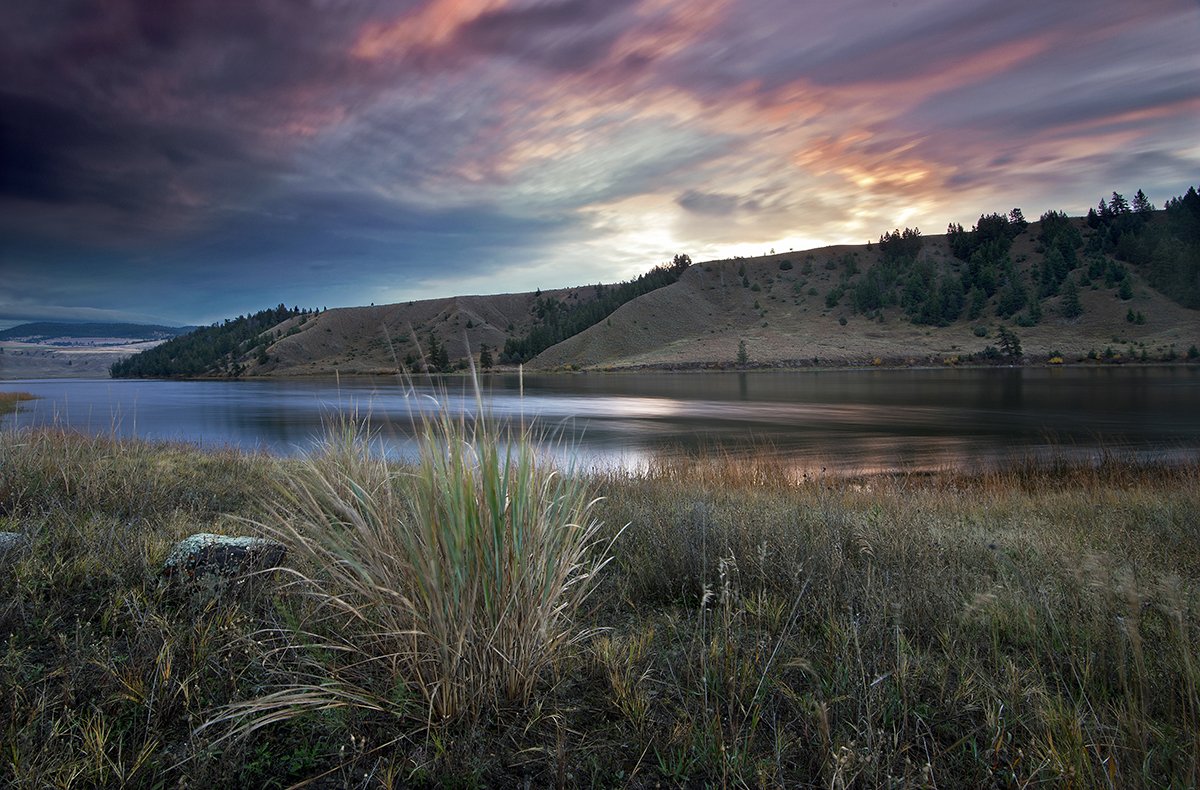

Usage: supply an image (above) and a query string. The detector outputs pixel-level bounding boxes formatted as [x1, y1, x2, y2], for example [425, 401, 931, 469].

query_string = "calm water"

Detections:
[4, 367, 1199, 473]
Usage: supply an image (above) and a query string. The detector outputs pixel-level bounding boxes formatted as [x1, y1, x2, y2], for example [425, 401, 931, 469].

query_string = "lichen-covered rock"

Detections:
[162, 533, 286, 587]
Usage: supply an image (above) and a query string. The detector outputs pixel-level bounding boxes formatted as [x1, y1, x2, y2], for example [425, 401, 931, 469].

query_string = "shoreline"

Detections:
[28, 354, 1190, 382]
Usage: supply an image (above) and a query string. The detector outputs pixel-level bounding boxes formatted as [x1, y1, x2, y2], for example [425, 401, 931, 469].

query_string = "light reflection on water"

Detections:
[3, 367, 1198, 474]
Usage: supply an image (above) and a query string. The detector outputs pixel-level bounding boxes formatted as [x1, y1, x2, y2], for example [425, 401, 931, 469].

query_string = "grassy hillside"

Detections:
[534, 220, 1200, 370]
[107, 192, 1200, 379]
[261, 289, 590, 375]
[261, 210, 1197, 376]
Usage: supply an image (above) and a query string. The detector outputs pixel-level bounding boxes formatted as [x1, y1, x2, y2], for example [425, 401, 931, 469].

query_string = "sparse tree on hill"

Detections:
[1060, 276, 1083, 318]
[479, 343, 493, 370]
[737, 340, 748, 366]
[997, 326, 1023, 360]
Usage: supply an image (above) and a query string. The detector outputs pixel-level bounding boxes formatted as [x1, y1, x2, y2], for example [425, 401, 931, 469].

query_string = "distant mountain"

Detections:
[0, 322, 195, 341]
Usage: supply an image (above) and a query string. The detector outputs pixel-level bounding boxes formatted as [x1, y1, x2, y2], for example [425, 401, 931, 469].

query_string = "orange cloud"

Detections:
[352, 0, 511, 59]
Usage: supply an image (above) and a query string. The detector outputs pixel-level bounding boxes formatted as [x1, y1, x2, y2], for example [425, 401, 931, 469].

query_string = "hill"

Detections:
[109, 189, 1200, 378]
[0, 322, 193, 343]
[533, 222, 1198, 370]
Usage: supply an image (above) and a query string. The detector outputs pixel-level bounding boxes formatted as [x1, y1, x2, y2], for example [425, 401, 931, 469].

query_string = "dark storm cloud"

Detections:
[0, 90, 280, 242]
[0, 0, 402, 242]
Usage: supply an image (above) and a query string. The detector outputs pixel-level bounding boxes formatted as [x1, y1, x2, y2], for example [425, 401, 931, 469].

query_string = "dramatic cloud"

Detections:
[2, 0, 1198, 329]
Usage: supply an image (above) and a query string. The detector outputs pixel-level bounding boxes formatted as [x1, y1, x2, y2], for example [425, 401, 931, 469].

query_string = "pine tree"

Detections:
[1060, 277, 1083, 318]
[997, 326, 1023, 360]
[479, 343, 493, 370]
[427, 332, 442, 372]
[1133, 189, 1154, 216]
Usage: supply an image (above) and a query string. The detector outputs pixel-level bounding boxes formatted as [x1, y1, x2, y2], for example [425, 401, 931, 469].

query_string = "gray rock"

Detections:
[162, 533, 286, 587]
[0, 531, 29, 557]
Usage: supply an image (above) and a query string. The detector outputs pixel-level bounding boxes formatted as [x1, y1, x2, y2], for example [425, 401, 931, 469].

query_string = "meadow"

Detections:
[1, 409, 1198, 789]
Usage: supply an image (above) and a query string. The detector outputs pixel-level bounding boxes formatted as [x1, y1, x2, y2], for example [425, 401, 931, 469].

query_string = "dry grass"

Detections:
[2, 421, 1198, 788]
[0, 391, 37, 416]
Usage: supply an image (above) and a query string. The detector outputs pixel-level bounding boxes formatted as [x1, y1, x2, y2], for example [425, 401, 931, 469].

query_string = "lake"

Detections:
[3, 367, 1199, 473]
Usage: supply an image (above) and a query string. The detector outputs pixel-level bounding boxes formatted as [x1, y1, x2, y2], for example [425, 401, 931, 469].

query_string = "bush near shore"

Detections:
[2, 425, 1198, 789]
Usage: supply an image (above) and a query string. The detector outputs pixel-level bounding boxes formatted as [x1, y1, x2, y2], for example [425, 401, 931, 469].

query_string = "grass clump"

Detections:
[216, 393, 610, 733]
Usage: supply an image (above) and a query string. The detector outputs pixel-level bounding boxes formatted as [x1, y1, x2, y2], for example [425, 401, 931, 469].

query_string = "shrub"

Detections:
[779, 260, 793, 270]
[973, 325, 989, 338]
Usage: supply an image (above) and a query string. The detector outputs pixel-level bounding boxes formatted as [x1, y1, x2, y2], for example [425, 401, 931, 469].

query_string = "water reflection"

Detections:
[3, 367, 1198, 474]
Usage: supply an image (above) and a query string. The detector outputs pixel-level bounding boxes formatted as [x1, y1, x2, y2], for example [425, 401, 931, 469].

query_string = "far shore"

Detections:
[6, 346, 1196, 382]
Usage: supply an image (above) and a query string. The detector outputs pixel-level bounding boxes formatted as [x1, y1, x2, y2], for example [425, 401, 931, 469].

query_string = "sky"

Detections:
[2, 0, 1198, 330]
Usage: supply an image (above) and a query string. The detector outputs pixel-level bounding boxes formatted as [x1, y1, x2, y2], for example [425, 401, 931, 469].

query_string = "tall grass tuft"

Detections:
[221, 384, 610, 730]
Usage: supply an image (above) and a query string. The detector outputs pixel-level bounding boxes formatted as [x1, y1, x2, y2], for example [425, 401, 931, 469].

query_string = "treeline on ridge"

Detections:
[109, 305, 310, 378]
[499, 255, 692, 364]
[835, 183, 1198, 331]
[1088, 187, 1200, 308]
